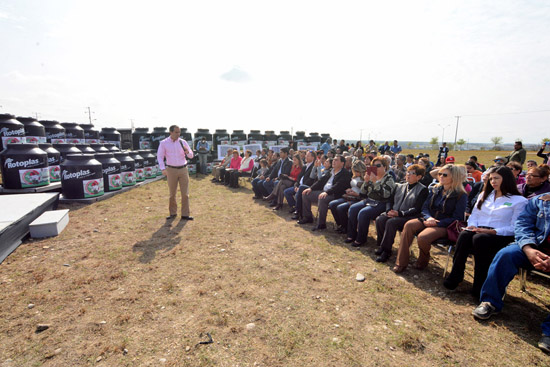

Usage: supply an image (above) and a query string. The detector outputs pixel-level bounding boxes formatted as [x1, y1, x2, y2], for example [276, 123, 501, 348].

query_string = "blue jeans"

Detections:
[329, 198, 351, 228]
[284, 186, 297, 208]
[252, 178, 268, 197]
[347, 200, 385, 243]
[480, 244, 550, 336]
[262, 179, 276, 196]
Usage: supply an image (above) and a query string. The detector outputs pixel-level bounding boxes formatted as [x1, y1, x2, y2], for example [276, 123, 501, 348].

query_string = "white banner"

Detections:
[243, 144, 263, 158]
[297, 145, 317, 151]
[217, 144, 241, 160]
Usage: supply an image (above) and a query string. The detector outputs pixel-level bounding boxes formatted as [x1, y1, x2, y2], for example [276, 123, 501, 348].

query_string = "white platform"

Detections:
[0, 193, 59, 263]
[29, 209, 69, 238]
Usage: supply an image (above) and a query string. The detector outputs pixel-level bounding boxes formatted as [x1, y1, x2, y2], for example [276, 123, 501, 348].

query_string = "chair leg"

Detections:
[443, 245, 453, 278]
[519, 268, 527, 292]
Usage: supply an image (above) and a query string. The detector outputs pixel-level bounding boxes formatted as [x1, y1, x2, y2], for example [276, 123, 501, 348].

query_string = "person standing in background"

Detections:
[196, 137, 210, 175]
[158, 125, 194, 220]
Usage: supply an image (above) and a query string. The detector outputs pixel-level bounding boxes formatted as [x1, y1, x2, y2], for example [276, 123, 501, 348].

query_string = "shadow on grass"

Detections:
[132, 219, 187, 263]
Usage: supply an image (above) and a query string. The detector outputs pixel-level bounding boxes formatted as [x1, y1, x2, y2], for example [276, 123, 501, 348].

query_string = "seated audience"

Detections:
[469, 155, 486, 171]
[251, 154, 279, 199]
[526, 159, 538, 170]
[345, 156, 396, 247]
[465, 160, 483, 183]
[298, 155, 351, 231]
[212, 148, 233, 183]
[329, 159, 366, 233]
[443, 166, 527, 297]
[285, 151, 316, 214]
[418, 157, 434, 187]
[223, 150, 242, 185]
[506, 161, 526, 185]
[391, 154, 407, 183]
[374, 164, 429, 262]
[264, 153, 303, 209]
[471, 192, 550, 354]
[517, 164, 550, 198]
[228, 149, 255, 188]
[262, 148, 292, 196]
[393, 164, 467, 273]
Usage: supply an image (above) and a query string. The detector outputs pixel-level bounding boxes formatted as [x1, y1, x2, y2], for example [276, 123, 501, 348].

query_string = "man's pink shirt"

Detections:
[157, 137, 194, 170]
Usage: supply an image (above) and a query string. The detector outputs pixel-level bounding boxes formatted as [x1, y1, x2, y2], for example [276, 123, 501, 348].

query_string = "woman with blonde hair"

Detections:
[393, 164, 468, 273]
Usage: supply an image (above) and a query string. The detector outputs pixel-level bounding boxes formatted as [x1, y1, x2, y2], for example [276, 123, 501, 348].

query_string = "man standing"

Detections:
[437, 142, 449, 162]
[157, 125, 194, 220]
[390, 140, 402, 155]
[299, 155, 351, 231]
[507, 141, 527, 165]
[196, 137, 210, 175]
[472, 193, 550, 353]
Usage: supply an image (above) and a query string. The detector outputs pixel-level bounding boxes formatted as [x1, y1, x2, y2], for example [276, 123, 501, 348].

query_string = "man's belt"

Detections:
[166, 164, 187, 169]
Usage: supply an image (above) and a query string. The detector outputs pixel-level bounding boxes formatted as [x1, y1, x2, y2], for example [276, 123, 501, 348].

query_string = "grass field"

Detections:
[0, 149, 549, 366]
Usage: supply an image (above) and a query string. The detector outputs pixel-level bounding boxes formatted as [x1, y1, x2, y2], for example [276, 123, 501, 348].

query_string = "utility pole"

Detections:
[453, 116, 460, 147]
[33, 112, 40, 119]
[86, 107, 93, 125]
[130, 119, 135, 130]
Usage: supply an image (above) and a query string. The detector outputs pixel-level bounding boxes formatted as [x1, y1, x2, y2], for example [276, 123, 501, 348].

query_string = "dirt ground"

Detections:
[1, 150, 549, 366]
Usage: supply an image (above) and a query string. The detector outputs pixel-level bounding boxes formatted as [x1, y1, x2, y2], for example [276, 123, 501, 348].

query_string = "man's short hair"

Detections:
[515, 141, 523, 146]
[280, 147, 289, 154]
[335, 154, 346, 164]
[469, 155, 478, 162]
[169, 125, 179, 132]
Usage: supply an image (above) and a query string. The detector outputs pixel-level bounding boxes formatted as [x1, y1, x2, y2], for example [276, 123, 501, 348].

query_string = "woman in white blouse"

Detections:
[443, 166, 527, 298]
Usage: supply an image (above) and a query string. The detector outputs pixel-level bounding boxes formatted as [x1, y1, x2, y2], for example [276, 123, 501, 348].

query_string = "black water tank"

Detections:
[61, 122, 85, 144]
[139, 150, 157, 179]
[180, 128, 193, 147]
[100, 127, 121, 147]
[0, 114, 26, 150]
[277, 131, 292, 146]
[0, 144, 49, 189]
[61, 154, 104, 199]
[40, 120, 66, 144]
[114, 152, 136, 187]
[39, 143, 61, 182]
[75, 144, 96, 154]
[248, 130, 264, 145]
[104, 143, 121, 153]
[128, 151, 145, 182]
[53, 143, 82, 163]
[17, 116, 46, 144]
[231, 130, 247, 146]
[89, 143, 109, 153]
[264, 131, 278, 148]
[94, 152, 122, 192]
[213, 129, 230, 151]
[308, 132, 322, 149]
[150, 127, 169, 151]
[294, 131, 307, 150]
[80, 124, 100, 144]
[132, 128, 151, 150]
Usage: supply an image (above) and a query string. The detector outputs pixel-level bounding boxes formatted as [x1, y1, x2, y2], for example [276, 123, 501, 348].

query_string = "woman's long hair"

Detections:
[477, 166, 520, 210]
[435, 164, 466, 196]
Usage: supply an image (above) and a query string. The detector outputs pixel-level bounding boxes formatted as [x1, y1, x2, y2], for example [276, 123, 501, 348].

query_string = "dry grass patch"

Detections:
[0, 155, 549, 366]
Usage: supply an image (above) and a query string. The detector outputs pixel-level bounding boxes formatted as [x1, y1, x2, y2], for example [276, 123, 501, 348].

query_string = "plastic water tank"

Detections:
[17, 116, 46, 144]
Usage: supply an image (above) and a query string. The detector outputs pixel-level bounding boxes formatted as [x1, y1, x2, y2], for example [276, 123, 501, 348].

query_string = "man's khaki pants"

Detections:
[166, 166, 190, 216]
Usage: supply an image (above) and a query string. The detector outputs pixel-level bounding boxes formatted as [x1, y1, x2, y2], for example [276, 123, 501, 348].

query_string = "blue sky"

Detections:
[1, 0, 549, 144]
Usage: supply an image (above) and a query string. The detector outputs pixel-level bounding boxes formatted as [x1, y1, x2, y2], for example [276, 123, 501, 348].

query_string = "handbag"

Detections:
[446, 219, 467, 242]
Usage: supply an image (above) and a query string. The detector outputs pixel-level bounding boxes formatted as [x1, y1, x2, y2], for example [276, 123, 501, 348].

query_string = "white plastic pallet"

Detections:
[29, 209, 69, 238]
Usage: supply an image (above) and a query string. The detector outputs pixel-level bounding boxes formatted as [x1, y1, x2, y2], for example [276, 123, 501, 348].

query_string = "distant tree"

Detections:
[407, 142, 412, 149]
[429, 137, 438, 150]
[456, 139, 466, 150]
[491, 136, 503, 150]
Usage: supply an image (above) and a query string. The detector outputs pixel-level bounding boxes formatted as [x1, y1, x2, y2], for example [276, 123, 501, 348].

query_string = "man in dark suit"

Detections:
[299, 155, 351, 231]
[284, 150, 316, 214]
[262, 147, 292, 197]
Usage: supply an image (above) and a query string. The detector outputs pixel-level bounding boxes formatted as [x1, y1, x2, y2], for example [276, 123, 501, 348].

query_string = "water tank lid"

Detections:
[295, 131, 306, 135]
[309, 132, 319, 136]
[232, 130, 244, 133]
[265, 130, 275, 134]
[250, 130, 261, 133]
[0, 113, 16, 119]
[279, 131, 290, 134]
[16, 116, 37, 123]
[153, 127, 167, 131]
[214, 129, 228, 133]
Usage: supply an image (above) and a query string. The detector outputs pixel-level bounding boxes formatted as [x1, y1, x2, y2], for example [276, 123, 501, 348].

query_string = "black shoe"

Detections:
[269, 202, 277, 207]
[166, 214, 176, 220]
[335, 225, 346, 233]
[181, 216, 194, 221]
[374, 247, 384, 256]
[472, 302, 498, 320]
[252, 196, 261, 200]
[272, 204, 282, 211]
[312, 225, 327, 231]
[538, 336, 550, 354]
[297, 218, 313, 225]
[351, 241, 363, 247]
[443, 277, 461, 290]
[344, 238, 354, 243]
[291, 214, 300, 220]
[211, 178, 218, 182]
[288, 206, 296, 213]
[375, 251, 392, 263]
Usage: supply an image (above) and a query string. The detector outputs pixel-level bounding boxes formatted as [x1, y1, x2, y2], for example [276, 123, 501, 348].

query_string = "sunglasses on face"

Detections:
[438, 172, 449, 177]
